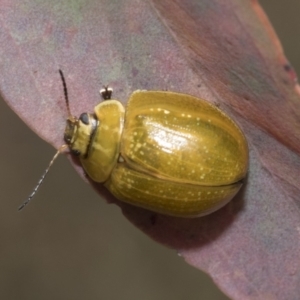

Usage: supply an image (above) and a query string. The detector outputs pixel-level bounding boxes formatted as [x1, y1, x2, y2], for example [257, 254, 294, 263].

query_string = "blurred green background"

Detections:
[0, 1, 298, 299]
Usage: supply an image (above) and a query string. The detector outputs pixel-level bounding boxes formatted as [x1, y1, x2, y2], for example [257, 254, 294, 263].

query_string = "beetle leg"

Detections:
[100, 86, 113, 100]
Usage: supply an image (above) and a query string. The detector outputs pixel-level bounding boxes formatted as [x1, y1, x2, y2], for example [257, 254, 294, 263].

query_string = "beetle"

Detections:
[19, 70, 248, 217]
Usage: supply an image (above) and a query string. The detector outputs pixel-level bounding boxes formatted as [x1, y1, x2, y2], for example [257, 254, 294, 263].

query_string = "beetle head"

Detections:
[64, 113, 98, 158]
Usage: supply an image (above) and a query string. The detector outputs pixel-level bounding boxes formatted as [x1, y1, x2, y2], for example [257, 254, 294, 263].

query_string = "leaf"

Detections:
[0, 0, 299, 299]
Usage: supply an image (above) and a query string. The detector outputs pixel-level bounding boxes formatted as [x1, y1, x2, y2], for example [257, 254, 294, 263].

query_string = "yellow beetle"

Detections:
[20, 71, 248, 217]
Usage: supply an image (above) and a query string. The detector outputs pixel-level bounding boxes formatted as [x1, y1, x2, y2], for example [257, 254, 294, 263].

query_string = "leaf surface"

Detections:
[0, 1, 299, 299]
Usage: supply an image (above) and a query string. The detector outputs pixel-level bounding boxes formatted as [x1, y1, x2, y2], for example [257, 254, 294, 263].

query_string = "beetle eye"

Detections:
[79, 113, 89, 125]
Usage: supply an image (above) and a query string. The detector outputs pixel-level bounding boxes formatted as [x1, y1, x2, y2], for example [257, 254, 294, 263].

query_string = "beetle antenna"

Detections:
[59, 69, 72, 117]
[18, 144, 68, 211]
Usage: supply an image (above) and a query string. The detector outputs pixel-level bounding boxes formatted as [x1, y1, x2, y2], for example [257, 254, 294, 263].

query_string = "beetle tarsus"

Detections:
[100, 86, 113, 100]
